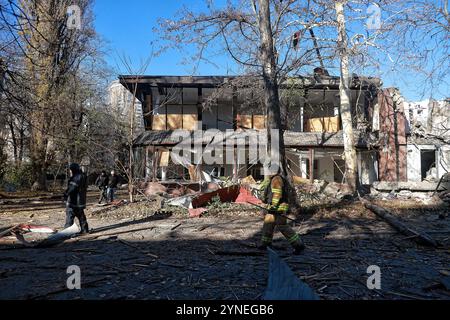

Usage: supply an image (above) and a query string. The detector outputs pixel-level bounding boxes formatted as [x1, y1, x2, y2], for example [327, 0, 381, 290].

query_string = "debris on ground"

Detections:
[364, 200, 440, 247]
[235, 187, 263, 206]
[1, 185, 449, 300]
[0, 222, 78, 248]
[189, 208, 208, 218]
[144, 182, 168, 197]
[191, 185, 240, 208]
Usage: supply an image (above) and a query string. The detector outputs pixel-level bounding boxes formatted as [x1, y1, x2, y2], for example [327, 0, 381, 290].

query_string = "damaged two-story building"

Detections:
[118, 73, 449, 191]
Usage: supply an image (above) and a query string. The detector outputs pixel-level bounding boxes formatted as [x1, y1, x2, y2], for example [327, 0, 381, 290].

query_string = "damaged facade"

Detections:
[119, 74, 449, 190]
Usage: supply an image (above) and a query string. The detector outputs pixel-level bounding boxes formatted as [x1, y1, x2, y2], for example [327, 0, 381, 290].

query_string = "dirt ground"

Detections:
[0, 189, 449, 300]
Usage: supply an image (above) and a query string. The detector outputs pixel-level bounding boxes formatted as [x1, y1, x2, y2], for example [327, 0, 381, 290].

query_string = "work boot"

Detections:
[79, 228, 90, 235]
[293, 242, 306, 255]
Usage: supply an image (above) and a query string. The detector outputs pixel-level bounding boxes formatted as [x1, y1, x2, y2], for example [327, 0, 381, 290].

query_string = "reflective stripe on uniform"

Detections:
[288, 234, 300, 243]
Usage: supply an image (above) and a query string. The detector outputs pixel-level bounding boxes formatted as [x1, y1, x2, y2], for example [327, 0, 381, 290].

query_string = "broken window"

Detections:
[420, 149, 436, 181]
[333, 159, 346, 183]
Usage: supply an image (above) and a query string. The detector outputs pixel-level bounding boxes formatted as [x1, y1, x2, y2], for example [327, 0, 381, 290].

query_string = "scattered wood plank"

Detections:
[171, 223, 182, 231]
[0, 225, 19, 239]
[158, 261, 184, 268]
[364, 201, 439, 247]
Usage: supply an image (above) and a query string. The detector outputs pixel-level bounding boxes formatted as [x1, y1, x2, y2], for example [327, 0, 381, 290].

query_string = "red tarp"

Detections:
[191, 185, 240, 208]
[235, 187, 263, 205]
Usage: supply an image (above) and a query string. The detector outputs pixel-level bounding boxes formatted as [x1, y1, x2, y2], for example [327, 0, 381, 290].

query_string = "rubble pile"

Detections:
[295, 179, 354, 206]
[370, 178, 450, 205]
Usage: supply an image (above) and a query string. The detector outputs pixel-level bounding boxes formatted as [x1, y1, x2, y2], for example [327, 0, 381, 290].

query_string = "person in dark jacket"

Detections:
[95, 171, 109, 204]
[107, 170, 119, 203]
[64, 163, 89, 234]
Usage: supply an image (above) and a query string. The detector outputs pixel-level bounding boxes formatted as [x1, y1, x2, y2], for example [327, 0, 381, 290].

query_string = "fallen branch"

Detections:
[171, 223, 182, 231]
[364, 201, 439, 247]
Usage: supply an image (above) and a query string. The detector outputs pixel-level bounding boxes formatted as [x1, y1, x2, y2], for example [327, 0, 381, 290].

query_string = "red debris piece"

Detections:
[18, 224, 55, 234]
[191, 185, 240, 208]
[189, 208, 208, 218]
[235, 187, 263, 205]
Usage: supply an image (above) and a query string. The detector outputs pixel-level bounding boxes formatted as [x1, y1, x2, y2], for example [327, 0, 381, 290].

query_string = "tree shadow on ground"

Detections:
[0, 200, 449, 301]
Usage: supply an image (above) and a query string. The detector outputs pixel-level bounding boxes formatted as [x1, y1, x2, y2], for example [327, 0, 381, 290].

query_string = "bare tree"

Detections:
[155, 0, 334, 210]
[116, 55, 151, 203]
[334, 0, 358, 192]
[0, 0, 101, 190]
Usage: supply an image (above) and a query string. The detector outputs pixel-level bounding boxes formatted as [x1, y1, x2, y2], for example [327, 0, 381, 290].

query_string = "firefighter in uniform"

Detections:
[259, 174, 305, 255]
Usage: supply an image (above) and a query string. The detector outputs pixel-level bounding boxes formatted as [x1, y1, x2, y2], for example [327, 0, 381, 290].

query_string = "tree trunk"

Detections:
[364, 201, 439, 247]
[128, 81, 138, 203]
[257, 0, 301, 212]
[7, 119, 18, 164]
[335, 1, 358, 193]
[257, 0, 286, 177]
[30, 129, 49, 191]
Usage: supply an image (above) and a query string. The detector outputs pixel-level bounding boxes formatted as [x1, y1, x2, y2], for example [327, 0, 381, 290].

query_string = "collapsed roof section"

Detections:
[133, 129, 377, 149]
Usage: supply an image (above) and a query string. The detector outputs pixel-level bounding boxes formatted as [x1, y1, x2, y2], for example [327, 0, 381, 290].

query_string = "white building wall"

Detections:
[407, 144, 422, 182]
[109, 80, 144, 134]
[437, 145, 450, 178]
[358, 151, 378, 185]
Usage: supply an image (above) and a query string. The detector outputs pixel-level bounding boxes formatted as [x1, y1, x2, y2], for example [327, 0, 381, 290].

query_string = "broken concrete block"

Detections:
[167, 195, 193, 209]
[313, 180, 328, 191]
[398, 190, 413, 199]
[323, 182, 340, 196]
[293, 176, 310, 185]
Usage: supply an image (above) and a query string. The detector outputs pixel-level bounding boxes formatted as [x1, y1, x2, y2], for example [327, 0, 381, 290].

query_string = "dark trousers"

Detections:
[65, 206, 89, 233]
[99, 187, 107, 203]
[107, 187, 116, 203]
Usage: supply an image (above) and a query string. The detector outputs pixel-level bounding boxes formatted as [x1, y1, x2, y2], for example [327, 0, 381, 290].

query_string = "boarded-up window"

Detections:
[183, 114, 198, 130]
[253, 115, 266, 129]
[152, 115, 167, 130]
[237, 115, 266, 130]
[305, 116, 340, 132]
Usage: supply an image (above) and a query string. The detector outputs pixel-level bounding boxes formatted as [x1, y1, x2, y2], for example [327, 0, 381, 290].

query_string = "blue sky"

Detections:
[93, 0, 448, 101]
[94, 0, 228, 76]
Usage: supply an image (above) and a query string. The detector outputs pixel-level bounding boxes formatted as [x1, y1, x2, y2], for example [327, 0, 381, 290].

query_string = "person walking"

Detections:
[64, 163, 89, 234]
[107, 170, 119, 203]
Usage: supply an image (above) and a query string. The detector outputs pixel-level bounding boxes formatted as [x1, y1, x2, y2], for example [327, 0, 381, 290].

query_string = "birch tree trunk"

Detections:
[335, 1, 358, 193]
[128, 82, 138, 203]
